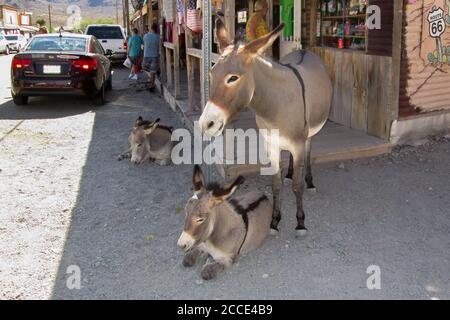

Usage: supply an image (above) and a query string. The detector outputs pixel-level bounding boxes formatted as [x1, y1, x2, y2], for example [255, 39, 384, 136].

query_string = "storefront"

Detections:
[151, 0, 448, 166]
[0, 4, 20, 35]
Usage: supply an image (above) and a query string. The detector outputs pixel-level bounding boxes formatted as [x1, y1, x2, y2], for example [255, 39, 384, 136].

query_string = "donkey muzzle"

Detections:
[199, 101, 226, 137]
[177, 231, 195, 251]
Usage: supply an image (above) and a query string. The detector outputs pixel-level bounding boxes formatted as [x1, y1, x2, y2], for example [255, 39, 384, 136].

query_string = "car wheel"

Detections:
[12, 95, 28, 105]
[93, 83, 105, 106]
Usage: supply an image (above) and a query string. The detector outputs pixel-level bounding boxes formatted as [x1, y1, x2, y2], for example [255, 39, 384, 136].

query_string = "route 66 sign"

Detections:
[428, 7, 446, 38]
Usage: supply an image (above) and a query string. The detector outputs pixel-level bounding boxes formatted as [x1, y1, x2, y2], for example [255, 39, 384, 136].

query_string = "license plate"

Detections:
[43, 65, 61, 74]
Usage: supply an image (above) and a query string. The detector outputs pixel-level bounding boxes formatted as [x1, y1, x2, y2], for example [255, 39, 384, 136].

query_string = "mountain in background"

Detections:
[3, 0, 123, 28]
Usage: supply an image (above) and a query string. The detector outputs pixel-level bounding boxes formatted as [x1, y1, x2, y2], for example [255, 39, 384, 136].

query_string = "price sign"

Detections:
[428, 7, 446, 38]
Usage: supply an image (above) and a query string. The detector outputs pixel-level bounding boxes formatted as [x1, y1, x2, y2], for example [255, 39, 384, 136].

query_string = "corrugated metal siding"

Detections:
[399, 0, 450, 116]
[367, 0, 394, 56]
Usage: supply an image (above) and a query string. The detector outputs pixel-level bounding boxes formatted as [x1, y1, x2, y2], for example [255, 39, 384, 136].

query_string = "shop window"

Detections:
[317, 0, 368, 51]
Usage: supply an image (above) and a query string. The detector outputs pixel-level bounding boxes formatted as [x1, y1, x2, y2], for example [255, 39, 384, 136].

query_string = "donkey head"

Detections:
[177, 165, 245, 251]
[198, 17, 284, 137]
[129, 116, 160, 164]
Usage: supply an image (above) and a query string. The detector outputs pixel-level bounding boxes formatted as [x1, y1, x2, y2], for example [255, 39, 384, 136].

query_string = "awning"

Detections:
[0, 24, 19, 31]
[19, 25, 39, 32]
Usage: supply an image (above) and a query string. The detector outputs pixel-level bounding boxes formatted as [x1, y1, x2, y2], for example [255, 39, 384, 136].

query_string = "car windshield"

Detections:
[26, 36, 87, 52]
[86, 26, 123, 39]
[5, 36, 18, 41]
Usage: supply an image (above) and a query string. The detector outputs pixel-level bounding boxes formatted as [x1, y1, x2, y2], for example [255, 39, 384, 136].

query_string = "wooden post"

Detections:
[166, 46, 173, 88]
[173, 0, 180, 98]
[148, 0, 153, 28]
[389, 0, 404, 128]
[267, 0, 273, 56]
[310, 0, 317, 47]
[224, 0, 235, 40]
[158, 0, 166, 86]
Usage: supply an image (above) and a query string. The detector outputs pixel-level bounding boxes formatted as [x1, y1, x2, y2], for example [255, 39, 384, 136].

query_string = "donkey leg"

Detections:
[117, 148, 131, 161]
[292, 148, 307, 236]
[304, 138, 316, 192]
[182, 247, 202, 267]
[270, 153, 283, 234]
[201, 260, 226, 280]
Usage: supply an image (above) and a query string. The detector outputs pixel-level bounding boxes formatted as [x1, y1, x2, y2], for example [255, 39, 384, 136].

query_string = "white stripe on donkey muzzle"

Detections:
[199, 101, 226, 137]
[177, 231, 195, 251]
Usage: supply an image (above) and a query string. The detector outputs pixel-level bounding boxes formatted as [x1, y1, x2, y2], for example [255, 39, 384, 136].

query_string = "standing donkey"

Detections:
[177, 165, 272, 280]
[198, 18, 333, 236]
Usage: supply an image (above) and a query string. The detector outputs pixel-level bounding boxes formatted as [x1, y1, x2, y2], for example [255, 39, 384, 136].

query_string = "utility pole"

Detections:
[48, 5, 52, 33]
[124, 0, 130, 36]
[115, 0, 119, 24]
[122, 0, 126, 29]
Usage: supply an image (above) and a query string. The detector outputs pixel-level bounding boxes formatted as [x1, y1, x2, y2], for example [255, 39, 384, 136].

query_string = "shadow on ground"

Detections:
[45, 68, 450, 299]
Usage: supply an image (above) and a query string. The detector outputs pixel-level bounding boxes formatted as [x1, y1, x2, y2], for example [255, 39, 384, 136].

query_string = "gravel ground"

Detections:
[0, 54, 449, 300]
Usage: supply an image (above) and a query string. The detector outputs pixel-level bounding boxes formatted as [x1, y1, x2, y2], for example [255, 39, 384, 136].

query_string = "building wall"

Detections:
[400, 0, 450, 116]
[1, 6, 19, 26]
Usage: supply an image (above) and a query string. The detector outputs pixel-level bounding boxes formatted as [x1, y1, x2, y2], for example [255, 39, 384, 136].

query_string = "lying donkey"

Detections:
[177, 165, 272, 280]
[118, 116, 174, 165]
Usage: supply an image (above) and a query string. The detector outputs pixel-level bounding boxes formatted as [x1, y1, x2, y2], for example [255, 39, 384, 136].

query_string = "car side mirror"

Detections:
[105, 49, 113, 56]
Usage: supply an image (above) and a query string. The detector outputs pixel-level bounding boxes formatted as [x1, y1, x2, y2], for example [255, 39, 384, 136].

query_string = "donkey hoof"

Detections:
[307, 187, 317, 194]
[269, 228, 279, 236]
[295, 228, 308, 237]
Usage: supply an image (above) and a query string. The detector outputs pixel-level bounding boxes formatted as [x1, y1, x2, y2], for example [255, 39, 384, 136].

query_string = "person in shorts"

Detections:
[127, 28, 143, 81]
[143, 23, 160, 90]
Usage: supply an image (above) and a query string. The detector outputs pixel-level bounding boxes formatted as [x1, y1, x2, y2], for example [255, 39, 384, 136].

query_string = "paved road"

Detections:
[0, 53, 449, 300]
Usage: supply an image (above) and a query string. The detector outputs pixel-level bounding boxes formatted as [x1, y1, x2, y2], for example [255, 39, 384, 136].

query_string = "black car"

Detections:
[11, 33, 112, 106]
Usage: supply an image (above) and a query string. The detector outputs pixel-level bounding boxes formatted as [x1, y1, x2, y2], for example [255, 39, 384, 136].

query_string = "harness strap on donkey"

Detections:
[281, 50, 307, 127]
[229, 194, 268, 255]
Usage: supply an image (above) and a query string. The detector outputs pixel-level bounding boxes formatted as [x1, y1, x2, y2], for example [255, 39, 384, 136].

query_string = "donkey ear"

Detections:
[193, 165, 205, 192]
[135, 116, 144, 128]
[212, 176, 245, 202]
[215, 15, 230, 54]
[244, 23, 285, 57]
[143, 119, 159, 135]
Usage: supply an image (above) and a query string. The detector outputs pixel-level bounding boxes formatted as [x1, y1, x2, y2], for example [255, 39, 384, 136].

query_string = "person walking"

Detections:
[246, 0, 269, 42]
[143, 23, 160, 90]
[127, 28, 143, 81]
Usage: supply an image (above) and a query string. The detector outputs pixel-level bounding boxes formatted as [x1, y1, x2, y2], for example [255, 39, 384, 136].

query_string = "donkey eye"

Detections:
[196, 217, 205, 223]
[137, 143, 142, 147]
[227, 75, 239, 84]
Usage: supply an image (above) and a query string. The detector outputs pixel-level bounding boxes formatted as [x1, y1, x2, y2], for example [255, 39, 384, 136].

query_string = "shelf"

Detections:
[322, 14, 366, 20]
[322, 35, 366, 39]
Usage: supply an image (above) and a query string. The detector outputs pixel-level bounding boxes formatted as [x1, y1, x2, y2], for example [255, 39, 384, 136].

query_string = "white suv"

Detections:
[85, 24, 127, 62]
[0, 34, 10, 55]
[5, 34, 28, 52]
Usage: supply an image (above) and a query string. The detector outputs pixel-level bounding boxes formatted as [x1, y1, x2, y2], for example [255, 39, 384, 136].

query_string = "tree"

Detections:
[36, 18, 46, 27]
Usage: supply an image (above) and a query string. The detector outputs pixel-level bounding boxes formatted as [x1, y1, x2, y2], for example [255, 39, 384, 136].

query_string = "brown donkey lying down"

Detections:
[177, 165, 272, 280]
[118, 116, 174, 165]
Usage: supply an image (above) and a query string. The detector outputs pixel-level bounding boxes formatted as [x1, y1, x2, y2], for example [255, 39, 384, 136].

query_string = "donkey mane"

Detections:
[136, 121, 173, 133]
[228, 194, 268, 216]
[157, 125, 174, 133]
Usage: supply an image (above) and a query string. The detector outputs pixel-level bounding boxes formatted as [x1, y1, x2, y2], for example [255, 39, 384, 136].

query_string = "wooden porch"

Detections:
[157, 65, 392, 179]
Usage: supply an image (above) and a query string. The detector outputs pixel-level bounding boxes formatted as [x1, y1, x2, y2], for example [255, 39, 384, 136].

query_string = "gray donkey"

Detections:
[177, 165, 272, 280]
[118, 116, 174, 165]
[198, 18, 333, 236]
